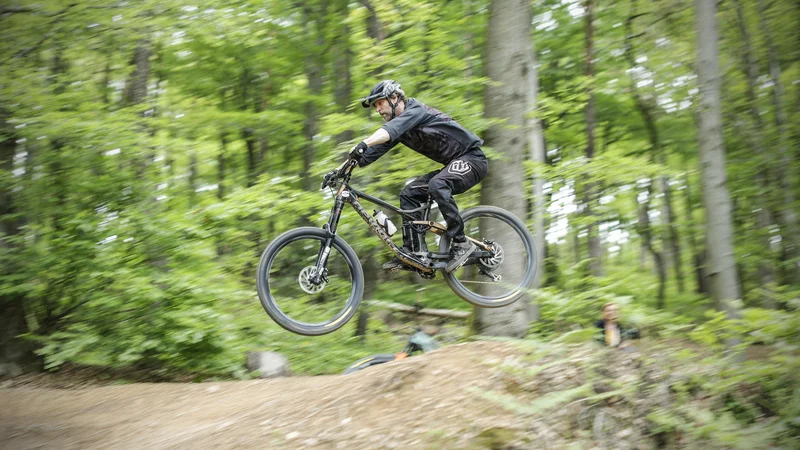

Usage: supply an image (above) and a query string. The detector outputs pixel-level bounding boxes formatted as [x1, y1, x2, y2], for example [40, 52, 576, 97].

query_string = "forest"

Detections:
[1, 0, 798, 447]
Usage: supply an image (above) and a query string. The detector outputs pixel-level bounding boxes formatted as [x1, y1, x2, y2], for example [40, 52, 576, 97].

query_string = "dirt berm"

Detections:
[2, 341, 532, 449]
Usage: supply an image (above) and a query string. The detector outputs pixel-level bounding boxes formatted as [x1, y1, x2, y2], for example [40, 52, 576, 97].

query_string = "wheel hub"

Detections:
[298, 266, 326, 294]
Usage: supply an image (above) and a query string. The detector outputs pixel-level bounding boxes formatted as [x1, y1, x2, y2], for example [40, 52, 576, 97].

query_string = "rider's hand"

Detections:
[348, 141, 368, 162]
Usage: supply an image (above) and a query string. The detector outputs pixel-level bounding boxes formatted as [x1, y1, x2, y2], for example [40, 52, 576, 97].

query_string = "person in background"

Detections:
[595, 302, 640, 347]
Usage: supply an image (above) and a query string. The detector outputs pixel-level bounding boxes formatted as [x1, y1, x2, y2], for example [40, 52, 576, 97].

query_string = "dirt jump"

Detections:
[2, 342, 523, 449]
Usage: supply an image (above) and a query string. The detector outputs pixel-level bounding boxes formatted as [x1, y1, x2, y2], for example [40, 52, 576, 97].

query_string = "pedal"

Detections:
[479, 269, 502, 282]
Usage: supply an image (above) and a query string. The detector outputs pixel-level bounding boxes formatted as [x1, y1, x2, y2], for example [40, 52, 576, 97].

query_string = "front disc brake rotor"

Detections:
[298, 266, 326, 294]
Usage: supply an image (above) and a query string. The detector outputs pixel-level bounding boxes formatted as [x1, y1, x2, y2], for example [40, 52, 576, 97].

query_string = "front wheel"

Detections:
[440, 206, 537, 308]
[256, 227, 364, 336]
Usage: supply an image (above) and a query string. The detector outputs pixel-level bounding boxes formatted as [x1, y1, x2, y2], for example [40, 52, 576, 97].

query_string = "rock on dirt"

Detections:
[246, 351, 291, 378]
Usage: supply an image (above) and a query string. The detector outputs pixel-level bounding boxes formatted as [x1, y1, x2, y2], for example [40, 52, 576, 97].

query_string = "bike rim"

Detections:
[447, 212, 534, 302]
[265, 235, 357, 328]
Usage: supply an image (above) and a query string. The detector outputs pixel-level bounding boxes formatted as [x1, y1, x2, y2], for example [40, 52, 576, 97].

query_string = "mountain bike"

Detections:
[342, 329, 440, 374]
[256, 158, 537, 336]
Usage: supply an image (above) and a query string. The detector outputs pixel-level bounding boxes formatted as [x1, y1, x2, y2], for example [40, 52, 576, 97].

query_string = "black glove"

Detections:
[348, 141, 368, 162]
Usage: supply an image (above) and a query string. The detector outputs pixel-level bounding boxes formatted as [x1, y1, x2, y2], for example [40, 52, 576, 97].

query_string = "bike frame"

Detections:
[311, 161, 494, 281]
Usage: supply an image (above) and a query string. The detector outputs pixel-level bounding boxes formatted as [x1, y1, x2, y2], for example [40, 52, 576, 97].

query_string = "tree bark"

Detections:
[625, 0, 670, 303]
[694, 0, 741, 321]
[218, 132, 227, 200]
[333, 0, 354, 145]
[475, 0, 533, 337]
[528, 71, 546, 293]
[526, 10, 545, 321]
[301, 2, 326, 192]
[123, 39, 151, 106]
[188, 151, 198, 208]
[583, 0, 603, 277]
[360, 0, 385, 42]
[0, 109, 36, 371]
[661, 179, 684, 292]
[463, 0, 476, 100]
[636, 185, 667, 308]
[756, 0, 799, 284]
[733, 0, 777, 303]
[683, 163, 709, 295]
[243, 127, 258, 187]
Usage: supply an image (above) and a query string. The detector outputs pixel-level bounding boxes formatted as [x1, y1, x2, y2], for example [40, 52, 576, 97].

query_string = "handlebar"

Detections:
[321, 157, 358, 190]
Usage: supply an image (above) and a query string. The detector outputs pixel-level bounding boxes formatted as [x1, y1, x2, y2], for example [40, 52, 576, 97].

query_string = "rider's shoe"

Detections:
[445, 240, 477, 273]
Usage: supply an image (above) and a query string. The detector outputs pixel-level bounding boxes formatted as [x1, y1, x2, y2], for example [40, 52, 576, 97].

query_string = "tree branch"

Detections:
[0, 6, 37, 14]
[3, 4, 76, 63]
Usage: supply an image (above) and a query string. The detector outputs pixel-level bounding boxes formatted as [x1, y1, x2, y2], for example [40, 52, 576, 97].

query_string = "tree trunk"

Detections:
[360, 0, 385, 42]
[101, 59, 111, 105]
[636, 186, 667, 308]
[683, 165, 709, 295]
[123, 39, 151, 106]
[661, 179, 685, 292]
[583, 0, 603, 277]
[526, 13, 546, 321]
[734, 0, 777, 303]
[0, 109, 37, 372]
[694, 0, 741, 321]
[463, 0, 476, 100]
[528, 67, 546, 293]
[188, 151, 198, 208]
[625, 0, 670, 301]
[333, 0, 354, 145]
[301, 3, 326, 192]
[218, 131, 227, 200]
[756, 0, 799, 284]
[475, 0, 532, 337]
[243, 127, 258, 187]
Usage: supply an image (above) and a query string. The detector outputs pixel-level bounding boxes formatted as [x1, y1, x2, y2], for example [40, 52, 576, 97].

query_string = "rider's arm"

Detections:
[364, 128, 391, 146]
[357, 101, 426, 167]
[358, 140, 398, 167]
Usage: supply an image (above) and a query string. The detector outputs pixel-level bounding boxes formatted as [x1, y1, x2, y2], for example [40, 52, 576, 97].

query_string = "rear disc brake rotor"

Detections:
[480, 241, 504, 269]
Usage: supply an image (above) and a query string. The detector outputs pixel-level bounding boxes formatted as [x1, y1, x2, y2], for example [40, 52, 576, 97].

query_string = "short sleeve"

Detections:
[381, 101, 426, 141]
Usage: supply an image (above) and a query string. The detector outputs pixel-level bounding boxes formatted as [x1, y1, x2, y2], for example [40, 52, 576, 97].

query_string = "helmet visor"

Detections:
[361, 93, 385, 108]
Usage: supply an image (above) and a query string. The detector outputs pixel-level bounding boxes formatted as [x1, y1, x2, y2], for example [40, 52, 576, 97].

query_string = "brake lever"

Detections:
[320, 170, 337, 190]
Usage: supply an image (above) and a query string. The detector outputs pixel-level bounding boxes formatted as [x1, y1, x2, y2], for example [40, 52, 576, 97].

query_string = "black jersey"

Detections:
[358, 98, 484, 167]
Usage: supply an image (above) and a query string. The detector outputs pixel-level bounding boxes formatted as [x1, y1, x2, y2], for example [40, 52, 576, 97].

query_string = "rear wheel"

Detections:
[440, 206, 537, 308]
[256, 227, 364, 336]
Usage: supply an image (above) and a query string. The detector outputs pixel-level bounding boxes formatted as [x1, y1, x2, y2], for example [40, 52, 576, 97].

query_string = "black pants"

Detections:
[399, 149, 488, 249]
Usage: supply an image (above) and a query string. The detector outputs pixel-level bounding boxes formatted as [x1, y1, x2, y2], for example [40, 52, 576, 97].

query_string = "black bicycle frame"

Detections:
[311, 163, 493, 280]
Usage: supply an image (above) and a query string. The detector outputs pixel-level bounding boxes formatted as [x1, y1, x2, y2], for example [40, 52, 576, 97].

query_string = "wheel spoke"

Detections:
[264, 236, 355, 326]
[442, 208, 536, 307]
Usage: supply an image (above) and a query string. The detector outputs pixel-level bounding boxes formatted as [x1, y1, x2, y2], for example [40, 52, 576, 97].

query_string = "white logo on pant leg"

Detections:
[448, 160, 471, 175]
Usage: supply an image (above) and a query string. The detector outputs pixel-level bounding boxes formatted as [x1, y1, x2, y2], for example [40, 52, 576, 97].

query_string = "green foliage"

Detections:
[0, 0, 798, 391]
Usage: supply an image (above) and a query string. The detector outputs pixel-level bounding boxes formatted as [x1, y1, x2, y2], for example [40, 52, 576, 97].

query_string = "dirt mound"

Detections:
[1, 341, 524, 449]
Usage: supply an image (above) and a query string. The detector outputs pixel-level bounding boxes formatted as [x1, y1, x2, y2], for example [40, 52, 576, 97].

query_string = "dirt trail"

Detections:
[1, 342, 521, 449]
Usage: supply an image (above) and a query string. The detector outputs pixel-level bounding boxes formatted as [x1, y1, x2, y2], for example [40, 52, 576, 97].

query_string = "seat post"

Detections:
[421, 195, 433, 221]
[412, 195, 434, 253]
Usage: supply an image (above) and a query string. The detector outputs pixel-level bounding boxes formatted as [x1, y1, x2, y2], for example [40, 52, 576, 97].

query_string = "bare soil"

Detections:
[1, 342, 522, 450]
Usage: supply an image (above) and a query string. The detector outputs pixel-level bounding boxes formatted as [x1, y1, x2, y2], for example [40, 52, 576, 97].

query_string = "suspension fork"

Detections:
[311, 191, 347, 284]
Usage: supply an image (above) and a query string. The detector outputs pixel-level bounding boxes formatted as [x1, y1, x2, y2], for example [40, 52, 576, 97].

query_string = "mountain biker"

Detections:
[347, 80, 489, 273]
